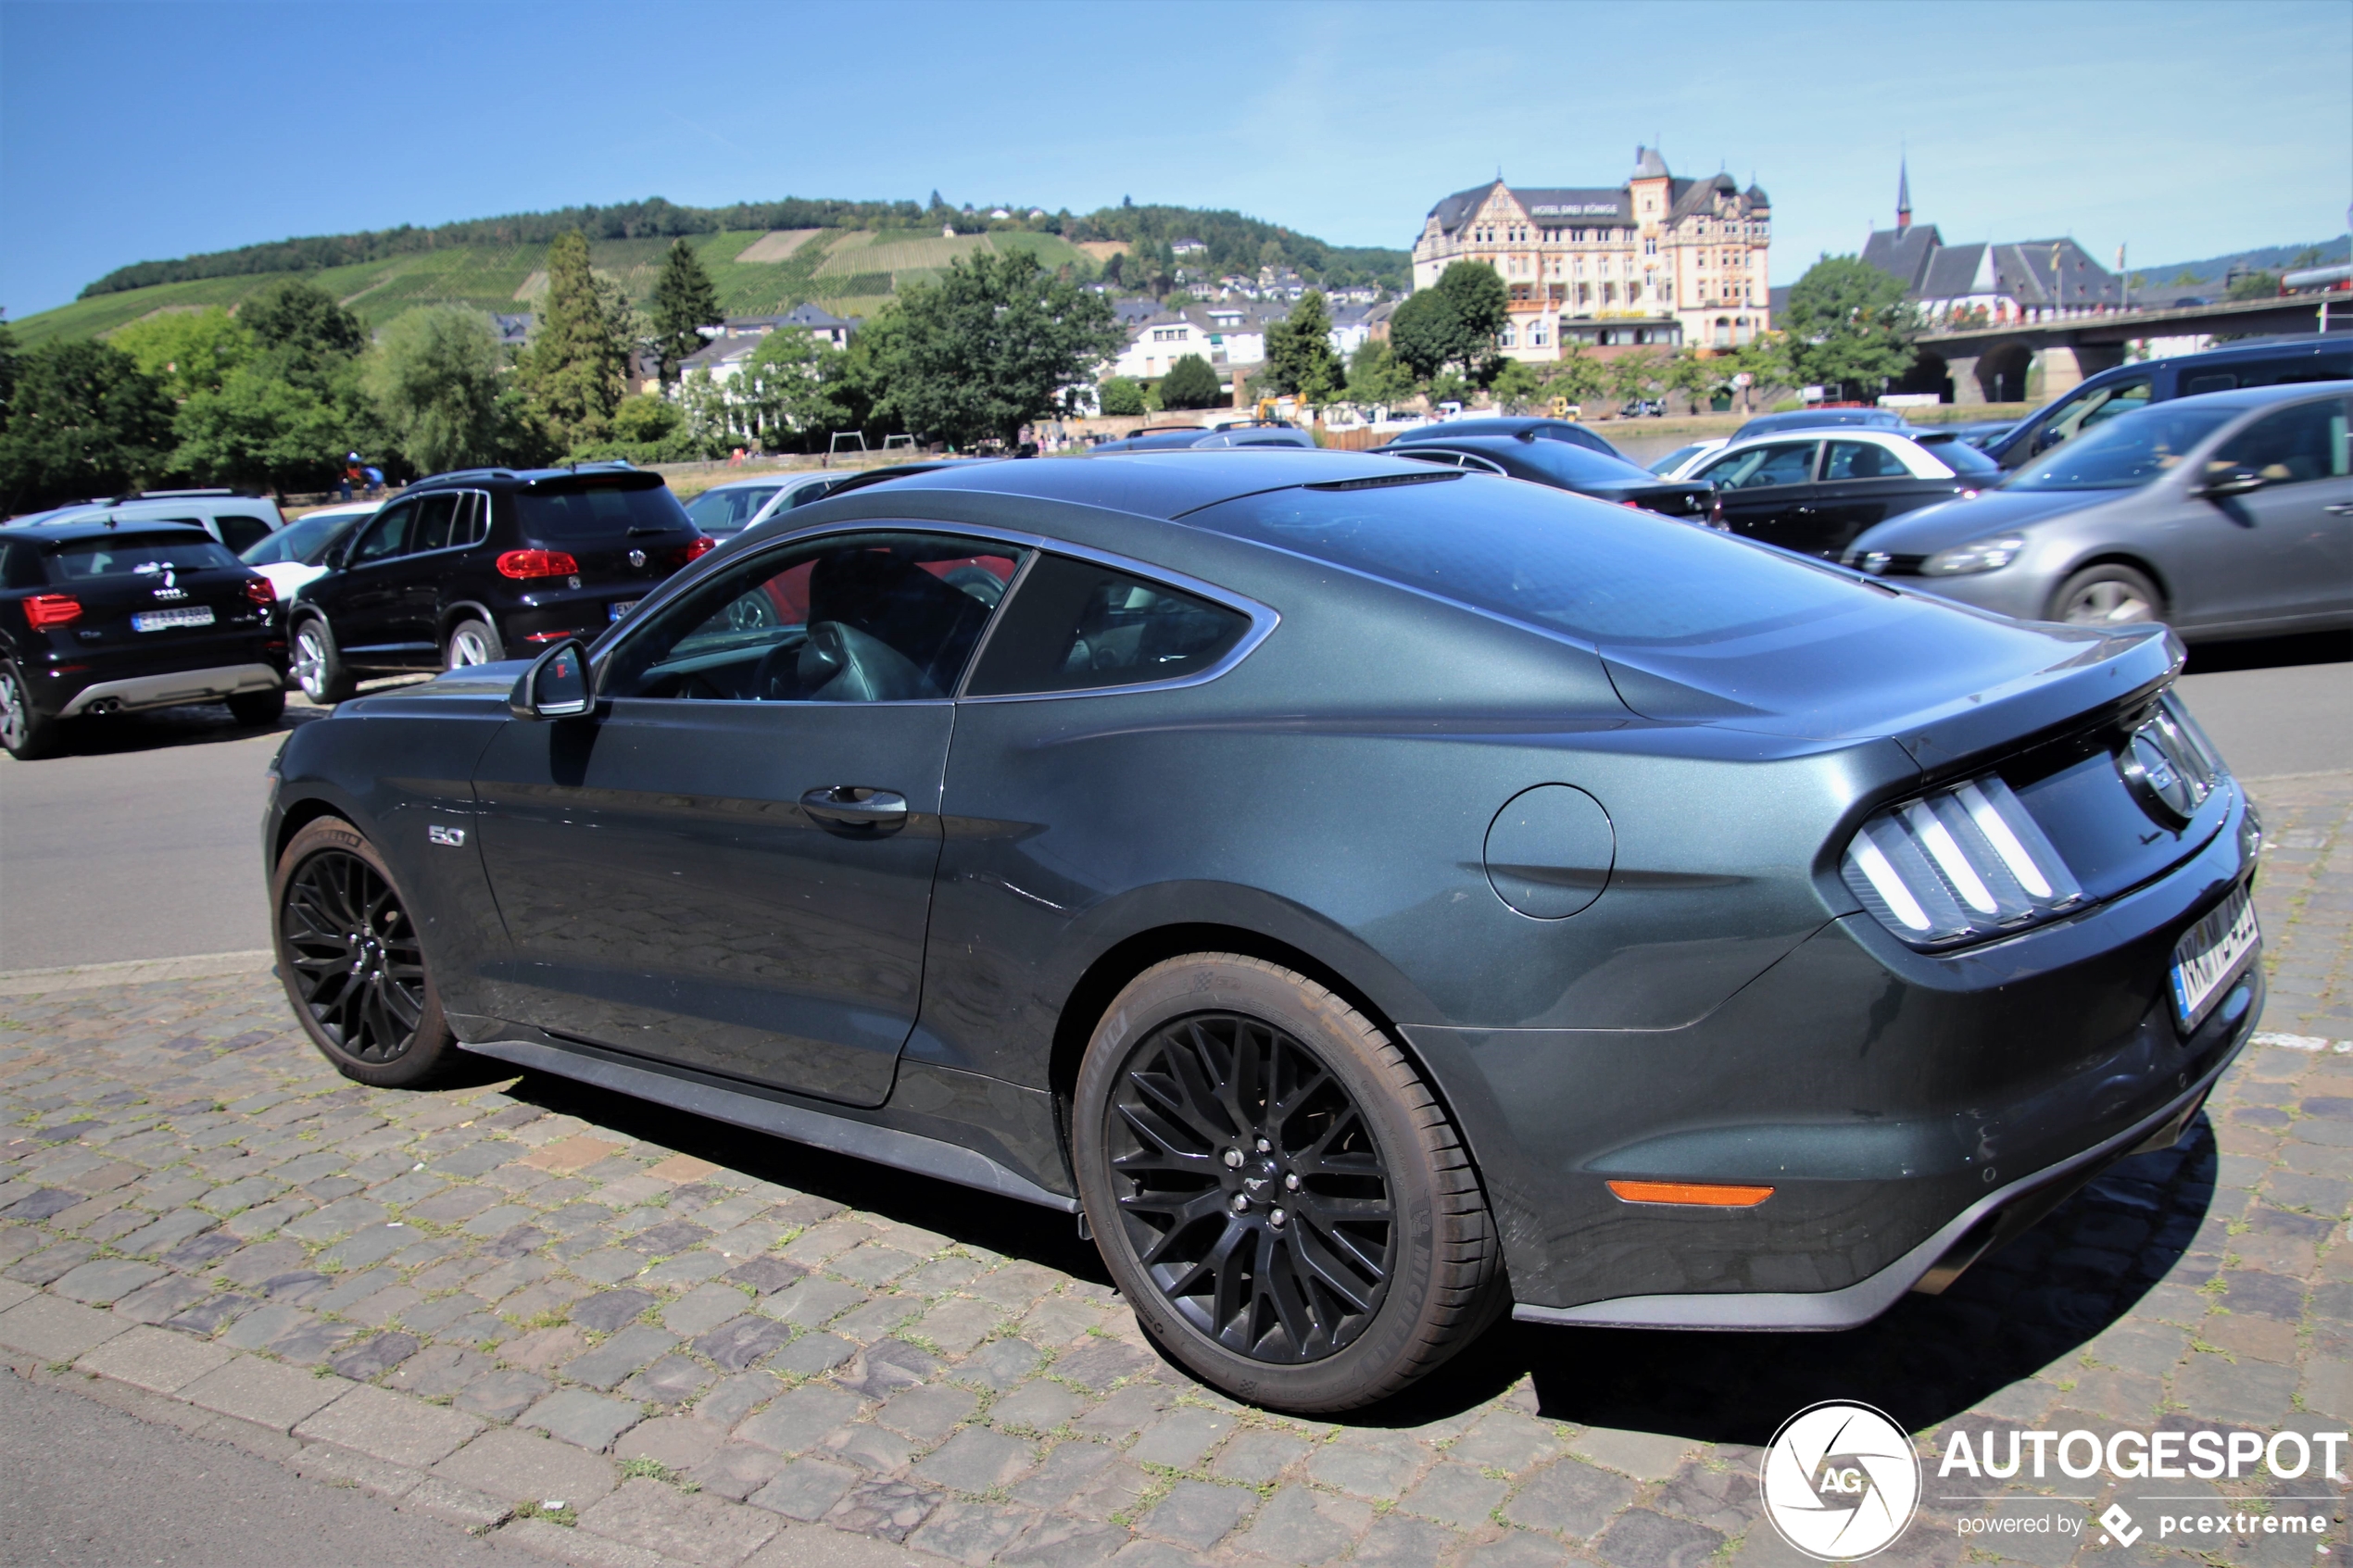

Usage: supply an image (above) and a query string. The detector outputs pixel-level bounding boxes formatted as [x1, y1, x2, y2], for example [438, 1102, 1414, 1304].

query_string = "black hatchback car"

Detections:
[265, 452, 2259, 1412]
[1390, 433, 1718, 522]
[2, 520, 286, 759]
[289, 465, 711, 703]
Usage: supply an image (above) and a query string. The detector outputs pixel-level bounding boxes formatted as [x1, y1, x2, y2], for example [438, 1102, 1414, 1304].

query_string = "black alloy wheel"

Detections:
[1111, 1012, 1395, 1362]
[272, 818, 453, 1086]
[283, 847, 427, 1062]
[1075, 954, 1502, 1411]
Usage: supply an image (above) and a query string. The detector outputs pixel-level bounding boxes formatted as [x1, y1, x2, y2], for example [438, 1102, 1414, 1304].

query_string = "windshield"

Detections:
[46, 534, 242, 583]
[2002, 403, 2239, 492]
[1934, 440, 2002, 479]
[684, 485, 781, 534]
[1510, 441, 1658, 487]
[516, 480, 694, 540]
[244, 511, 361, 566]
[1650, 445, 1705, 476]
[1182, 474, 1881, 646]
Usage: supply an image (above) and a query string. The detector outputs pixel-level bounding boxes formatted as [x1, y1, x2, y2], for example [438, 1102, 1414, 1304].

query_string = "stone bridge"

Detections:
[1910, 293, 2351, 404]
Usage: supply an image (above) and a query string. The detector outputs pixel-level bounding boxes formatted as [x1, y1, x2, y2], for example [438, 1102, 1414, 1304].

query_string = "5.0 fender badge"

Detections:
[427, 825, 468, 847]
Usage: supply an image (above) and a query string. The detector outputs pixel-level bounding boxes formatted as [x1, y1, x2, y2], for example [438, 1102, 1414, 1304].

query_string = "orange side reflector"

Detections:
[1606, 1180, 1775, 1208]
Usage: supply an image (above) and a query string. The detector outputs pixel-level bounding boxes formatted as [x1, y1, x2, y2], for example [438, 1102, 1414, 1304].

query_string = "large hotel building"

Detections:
[1411, 147, 1771, 360]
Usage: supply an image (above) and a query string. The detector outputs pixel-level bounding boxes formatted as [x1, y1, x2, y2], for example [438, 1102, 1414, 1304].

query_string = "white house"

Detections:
[1107, 303, 1288, 381]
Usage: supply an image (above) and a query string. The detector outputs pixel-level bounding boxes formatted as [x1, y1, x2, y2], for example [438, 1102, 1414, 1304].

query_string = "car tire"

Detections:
[1072, 954, 1504, 1412]
[0, 662, 63, 760]
[445, 617, 505, 670]
[291, 616, 358, 705]
[272, 817, 456, 1089]
[227, 688, 286, 727]
[2049, 563, 2165, 628]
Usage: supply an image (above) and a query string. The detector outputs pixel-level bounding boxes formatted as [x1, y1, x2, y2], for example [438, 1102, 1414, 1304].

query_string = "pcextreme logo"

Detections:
[1760, 1401, 1923, 1562]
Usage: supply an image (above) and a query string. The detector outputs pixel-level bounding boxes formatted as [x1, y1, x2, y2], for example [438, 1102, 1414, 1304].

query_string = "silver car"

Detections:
[1844, 381, 2352, 640]
[679, 470, 847, 538]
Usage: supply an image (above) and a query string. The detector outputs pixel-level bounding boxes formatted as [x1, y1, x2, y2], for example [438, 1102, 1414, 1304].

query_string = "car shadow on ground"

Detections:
[481, 1060, 2212, 1440]
[30, 676, 435, 759]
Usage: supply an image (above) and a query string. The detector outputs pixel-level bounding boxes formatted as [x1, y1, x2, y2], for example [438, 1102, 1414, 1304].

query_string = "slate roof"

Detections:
[1861, 226, 2121, 306]
[1427, 155, 1764, 237]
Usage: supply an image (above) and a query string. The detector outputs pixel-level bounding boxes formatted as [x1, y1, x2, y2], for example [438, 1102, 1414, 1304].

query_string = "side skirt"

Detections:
[458, 1035, 1079, 1213]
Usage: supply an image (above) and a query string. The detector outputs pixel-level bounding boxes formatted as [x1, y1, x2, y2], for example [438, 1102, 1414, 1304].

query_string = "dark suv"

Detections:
[288, 466, 711, 703]
[1984, 333, 2353, 470]
[1, 521, 287, 759]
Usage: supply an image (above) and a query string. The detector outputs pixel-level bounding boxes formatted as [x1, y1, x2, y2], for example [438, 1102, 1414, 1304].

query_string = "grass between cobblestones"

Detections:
[0, 771, 2347, 1568]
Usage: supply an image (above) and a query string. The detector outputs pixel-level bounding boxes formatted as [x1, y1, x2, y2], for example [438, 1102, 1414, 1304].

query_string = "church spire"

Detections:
[1896, 157, 1912, 232]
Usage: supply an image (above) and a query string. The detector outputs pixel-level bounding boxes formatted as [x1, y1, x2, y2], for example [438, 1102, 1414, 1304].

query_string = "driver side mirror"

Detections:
[510, 638, 593, 720]
[2197, 467, 2266, 499]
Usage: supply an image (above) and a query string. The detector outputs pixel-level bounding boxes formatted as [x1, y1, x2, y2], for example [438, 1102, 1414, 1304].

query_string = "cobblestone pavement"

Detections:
[1, 772, 2348, 1568]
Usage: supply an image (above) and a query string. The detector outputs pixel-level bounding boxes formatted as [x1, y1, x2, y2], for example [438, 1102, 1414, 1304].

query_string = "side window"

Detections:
[2182, 371, 2237, 396]
[2207, 399, 2352, 488]
[349, 501, 417, 564]
[1824, 440, 1903, 481]
[411, 493, 460, 553]
[457, 493, 491, 546]
[1457, 453, 1508, 475]
[964, 555, 1252, 697]
[1699, 441, 1818, 490]
[214, 513, 273, 553]
[602, 533, 1023, 703]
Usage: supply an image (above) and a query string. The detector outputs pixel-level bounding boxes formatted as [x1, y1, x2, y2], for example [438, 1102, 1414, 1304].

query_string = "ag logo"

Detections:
[1759, 1400, 1921, 1562]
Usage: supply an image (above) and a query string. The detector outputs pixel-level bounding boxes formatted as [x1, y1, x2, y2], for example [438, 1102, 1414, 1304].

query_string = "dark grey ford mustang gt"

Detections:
[262, 450, 2264, 1411]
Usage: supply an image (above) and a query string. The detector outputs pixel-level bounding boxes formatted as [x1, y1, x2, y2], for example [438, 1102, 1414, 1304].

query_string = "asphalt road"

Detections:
[0, 1370, 541, 1567]
[0, 642, 2342, 973]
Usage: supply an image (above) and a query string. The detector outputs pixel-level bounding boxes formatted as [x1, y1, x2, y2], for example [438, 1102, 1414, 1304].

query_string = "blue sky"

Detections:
[3, 0, 2347, 320]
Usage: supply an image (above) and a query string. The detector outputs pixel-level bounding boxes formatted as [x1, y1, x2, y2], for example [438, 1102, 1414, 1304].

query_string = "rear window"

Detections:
[684, 485, 780, 534]
[1181, 474, 1879, 646]
[515, 482, 693, 540]
[45, 534, 242, 583]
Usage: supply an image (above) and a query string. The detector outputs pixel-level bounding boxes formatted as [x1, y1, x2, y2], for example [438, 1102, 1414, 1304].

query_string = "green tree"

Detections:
[0, 340, 175, 511]
[648, 239, 724, 387]
[518, 230, 634, 448]
[1098, 376, 1147, 416]
[1344, 339, 1416, 407]
[1780, 255, 1919, 398]
[1545, 344, 1610, 409]
[1434, 262, 1508, 355]
[2226, 270, 2280, 301]
[873, 249, 1124, 446]
[1157, 354, 1225, 410]
[1387, 289, 1460, 383]
[1606, 351, 1669, 409]
[168, 277, 373, 492]
[1263, 291, 1344, 405]
[738, 326, 855, 451]
[1659, 347, 1720, 415]
[2172, 270, 2202, 287]
[1487, 358, 1543, 413]
[109, 307, 255, 400]
[363, 307, 509, 475]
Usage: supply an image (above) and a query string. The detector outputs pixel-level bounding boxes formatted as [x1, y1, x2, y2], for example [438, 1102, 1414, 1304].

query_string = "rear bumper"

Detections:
[1414, 779, 2263, 1323]
[1511, 1010, 2246, 1331]
[57, 661, 283, 716]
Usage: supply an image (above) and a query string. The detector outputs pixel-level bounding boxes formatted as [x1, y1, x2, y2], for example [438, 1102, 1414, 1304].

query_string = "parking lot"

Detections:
[0, 633, 2346, 1567]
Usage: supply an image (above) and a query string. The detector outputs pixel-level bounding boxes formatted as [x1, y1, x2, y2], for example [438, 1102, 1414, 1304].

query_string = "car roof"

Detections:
[1388, 416, 1566, 441]
[2164, 376, 2353, 410]
[812, 448, 1419, 521]
[1, 519, 219, 545]
[407, 462, 659, 492]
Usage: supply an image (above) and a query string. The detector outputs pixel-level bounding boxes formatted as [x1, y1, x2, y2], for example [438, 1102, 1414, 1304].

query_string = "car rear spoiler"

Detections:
[1890, 625, 2183, 781]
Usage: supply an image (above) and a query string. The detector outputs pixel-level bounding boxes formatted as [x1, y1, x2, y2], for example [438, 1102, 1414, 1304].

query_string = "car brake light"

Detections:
[1709, 492, 1725, 527]
[1842, 771, 2086, 947]
[521, 630, 573, 645]
[673, 536, 717, 567]
[497, 549, 580, 579]
[244, 577, 276, 607]
[25, 594, 82, 629]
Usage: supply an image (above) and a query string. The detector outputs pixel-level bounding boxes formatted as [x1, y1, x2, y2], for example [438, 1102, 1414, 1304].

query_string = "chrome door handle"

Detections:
[799, 786, 909, 829]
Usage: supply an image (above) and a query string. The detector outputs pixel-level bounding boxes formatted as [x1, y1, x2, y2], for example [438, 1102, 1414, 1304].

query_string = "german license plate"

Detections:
[609, 600, 639, 622]
[132, 606, 215, 633]
[2171, 885, 2259, 1033]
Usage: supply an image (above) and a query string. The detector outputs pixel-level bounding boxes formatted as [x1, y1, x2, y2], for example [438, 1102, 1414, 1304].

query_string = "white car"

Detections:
[680, 470, 848, 538]
[1647, 438, 1729, 479]
[9, 488, 285, 553]
[240, 501, 378, 602]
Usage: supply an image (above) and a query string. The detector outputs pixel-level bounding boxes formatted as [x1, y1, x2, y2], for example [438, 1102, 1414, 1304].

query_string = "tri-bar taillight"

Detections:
[1842, 772, 2084, 948]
